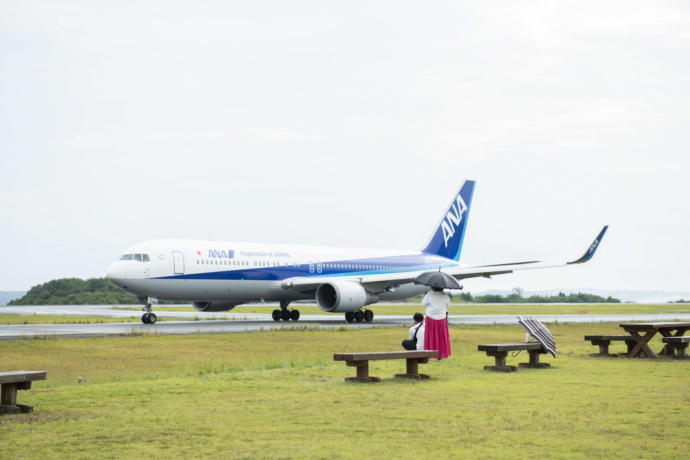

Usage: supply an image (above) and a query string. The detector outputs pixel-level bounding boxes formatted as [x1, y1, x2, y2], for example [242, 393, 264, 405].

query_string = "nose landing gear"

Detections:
[142, 312, 157, 324]
[141, 297, 158, 324]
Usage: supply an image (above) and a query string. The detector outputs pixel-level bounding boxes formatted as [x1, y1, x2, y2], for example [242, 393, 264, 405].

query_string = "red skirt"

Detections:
[423, 317, 451, 359]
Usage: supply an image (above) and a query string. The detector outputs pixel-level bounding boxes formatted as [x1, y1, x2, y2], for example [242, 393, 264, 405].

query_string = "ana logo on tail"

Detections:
[442, 193, 468, 248]
[421, 180, 476, 262]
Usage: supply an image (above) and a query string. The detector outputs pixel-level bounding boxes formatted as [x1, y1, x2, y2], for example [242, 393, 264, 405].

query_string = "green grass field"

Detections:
[2, 322, 689, 459]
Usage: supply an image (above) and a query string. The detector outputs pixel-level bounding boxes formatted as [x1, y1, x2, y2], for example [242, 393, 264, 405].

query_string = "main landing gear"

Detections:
[141, 297, 158, 324]
[345, 309, 374, 323]
[272, 301, 300, 322]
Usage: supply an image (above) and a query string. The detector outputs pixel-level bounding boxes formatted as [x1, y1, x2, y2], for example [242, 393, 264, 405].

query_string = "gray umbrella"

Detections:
[518, 316, 556, 357]
[413, 270, 462, 290]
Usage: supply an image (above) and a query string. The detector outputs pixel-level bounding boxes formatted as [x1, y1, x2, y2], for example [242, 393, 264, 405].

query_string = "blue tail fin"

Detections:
[420, 180, 476, 261]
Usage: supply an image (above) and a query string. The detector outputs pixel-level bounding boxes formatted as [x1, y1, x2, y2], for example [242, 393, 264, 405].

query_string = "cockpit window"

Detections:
[120, 253, 150, 262]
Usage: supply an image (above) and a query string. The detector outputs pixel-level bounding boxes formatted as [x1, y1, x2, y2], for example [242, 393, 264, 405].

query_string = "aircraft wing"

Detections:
[283, 226, 608, 294]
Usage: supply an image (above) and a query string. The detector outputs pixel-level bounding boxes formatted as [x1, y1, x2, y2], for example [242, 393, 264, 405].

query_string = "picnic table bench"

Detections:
[619, 322, 690, 358]
[333, 351, 438, 382]
[478, 343, 550, 373]
[662, 336, 690, 359]
[584, 335, 637, 357]
[0, 371, 47, 415]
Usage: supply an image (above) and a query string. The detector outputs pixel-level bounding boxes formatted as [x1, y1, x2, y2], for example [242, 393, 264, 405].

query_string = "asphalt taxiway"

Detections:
[2, 305, 690, 340]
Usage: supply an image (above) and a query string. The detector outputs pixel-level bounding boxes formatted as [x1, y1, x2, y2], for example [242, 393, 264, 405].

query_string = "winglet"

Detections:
[567, 226, 609, 265]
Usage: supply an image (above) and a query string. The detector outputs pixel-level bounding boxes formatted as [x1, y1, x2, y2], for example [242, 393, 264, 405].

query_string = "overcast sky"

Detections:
[2, 1, 689, 294]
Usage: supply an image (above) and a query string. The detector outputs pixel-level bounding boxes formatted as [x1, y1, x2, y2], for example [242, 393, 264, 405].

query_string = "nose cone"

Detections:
[106, 261, 127, 287]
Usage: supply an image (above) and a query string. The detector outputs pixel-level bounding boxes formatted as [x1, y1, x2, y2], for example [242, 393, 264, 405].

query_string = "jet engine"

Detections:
[192, 301, 239, 312]
[315, 281, 379, 313]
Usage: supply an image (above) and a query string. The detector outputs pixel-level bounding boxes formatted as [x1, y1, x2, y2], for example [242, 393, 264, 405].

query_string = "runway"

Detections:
[2, 305, 690, 340]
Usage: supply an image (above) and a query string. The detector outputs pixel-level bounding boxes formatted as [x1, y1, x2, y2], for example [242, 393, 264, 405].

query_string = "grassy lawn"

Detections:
[1, 323, 689, 458]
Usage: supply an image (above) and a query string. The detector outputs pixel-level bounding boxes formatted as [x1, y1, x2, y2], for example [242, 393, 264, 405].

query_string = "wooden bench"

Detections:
[584, 335, 637, 357]
[478, 343, 550, 373]
[333, 351, 438, 382]
[0, 371, 47, 415]
[662, 336, 690, 359]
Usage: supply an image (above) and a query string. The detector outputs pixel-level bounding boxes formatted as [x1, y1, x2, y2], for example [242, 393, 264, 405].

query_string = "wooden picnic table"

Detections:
[1, 371, 47, 415]
[619, 322, 690, 358]
[333, 351, 438, 382]
[477, 343, 550, 372]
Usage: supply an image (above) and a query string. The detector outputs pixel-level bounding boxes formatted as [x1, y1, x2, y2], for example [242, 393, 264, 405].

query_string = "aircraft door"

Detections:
[173, 251, 185, 274]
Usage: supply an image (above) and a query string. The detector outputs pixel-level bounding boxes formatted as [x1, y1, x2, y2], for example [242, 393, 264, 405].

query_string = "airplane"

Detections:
[106, 180, 608, 324]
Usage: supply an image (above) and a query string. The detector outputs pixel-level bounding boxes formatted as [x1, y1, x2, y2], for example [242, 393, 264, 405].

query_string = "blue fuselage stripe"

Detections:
[152, 253, 455, 281]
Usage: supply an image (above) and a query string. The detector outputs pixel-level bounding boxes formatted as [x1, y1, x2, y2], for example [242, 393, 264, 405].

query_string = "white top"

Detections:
[422, 290, 450, 320]
[409, 323, 425, 350]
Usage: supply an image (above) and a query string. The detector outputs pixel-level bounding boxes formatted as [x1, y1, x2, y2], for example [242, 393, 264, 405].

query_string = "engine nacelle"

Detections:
[192, 301, 239, 312]
[316, 281, 379, 313]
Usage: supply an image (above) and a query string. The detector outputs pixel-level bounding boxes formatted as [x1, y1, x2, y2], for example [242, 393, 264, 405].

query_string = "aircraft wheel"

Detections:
[142, 313, 150, 324]
[271, 309, 282, 321]
[345, 312, 355, 323]
[364, 310, 374, 322]
[290, 309, 300, 321]
[354, 311, 364, 322]
[148, 313, 157, 324]
[281, 309, 291, 321]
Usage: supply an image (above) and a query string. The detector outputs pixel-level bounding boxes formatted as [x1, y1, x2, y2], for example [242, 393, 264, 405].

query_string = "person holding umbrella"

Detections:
[413, 270, 458, 360]
[422, 286, 451, 360]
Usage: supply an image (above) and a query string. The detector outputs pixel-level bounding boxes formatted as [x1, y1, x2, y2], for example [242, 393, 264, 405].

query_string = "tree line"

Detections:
[450, 290, 621, 304]
[8, 278, 138, 305]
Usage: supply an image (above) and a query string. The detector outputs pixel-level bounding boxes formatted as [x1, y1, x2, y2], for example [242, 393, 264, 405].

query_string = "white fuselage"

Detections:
[106, 239, 452, 304]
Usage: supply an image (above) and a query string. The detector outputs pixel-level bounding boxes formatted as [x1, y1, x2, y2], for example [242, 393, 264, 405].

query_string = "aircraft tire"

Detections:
[142, 313, 150, 324]
[345, 312, 355, 323]
[364, 310, 374, 322]
[354, 311, 364, 322]
[281, 310, 291, 321]
[148, 313, 157, 324]
[290, 309, 300, 321]
[271, 310, 282, 321]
